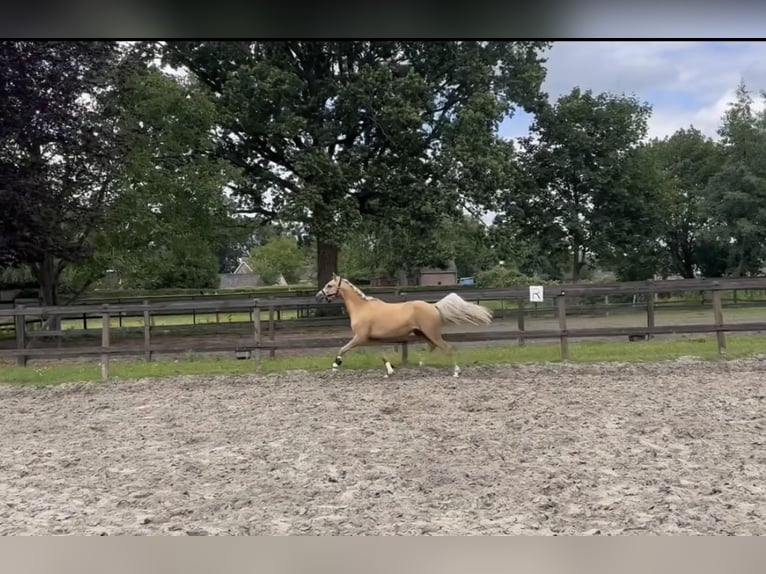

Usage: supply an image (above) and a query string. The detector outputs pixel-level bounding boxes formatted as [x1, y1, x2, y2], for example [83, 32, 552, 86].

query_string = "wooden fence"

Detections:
[2, 277, 766, 380]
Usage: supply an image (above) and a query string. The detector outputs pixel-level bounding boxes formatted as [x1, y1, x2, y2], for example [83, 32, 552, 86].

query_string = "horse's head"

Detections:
[316, 272, 343, 302]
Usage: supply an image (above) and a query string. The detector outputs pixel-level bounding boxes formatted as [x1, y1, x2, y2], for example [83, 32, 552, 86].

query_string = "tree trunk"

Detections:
[316, 240, 339, 288]
[681, 258, 695, 279]
[735, 237, 747, 277]
[31, 254, 62, 330]
[671, 239, 696, 279]
[680, 235, 696, 279]
[396, 268, 409, 287]
[571, 247, 583, 281]
[33, 254, 59, 307]
[315, 240, 342, 317]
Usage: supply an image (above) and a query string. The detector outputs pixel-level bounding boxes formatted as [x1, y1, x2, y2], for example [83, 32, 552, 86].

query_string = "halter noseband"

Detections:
[329, 276, 343, 298]
[320, 275, 343, 301]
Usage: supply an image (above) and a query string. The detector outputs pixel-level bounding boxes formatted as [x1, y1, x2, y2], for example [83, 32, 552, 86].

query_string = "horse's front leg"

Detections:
[333, 335, 363, 373]
[380, 350, 395, 378]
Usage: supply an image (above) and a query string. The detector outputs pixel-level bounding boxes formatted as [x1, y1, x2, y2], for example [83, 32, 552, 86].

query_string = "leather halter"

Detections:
[327, 276, 343, 299]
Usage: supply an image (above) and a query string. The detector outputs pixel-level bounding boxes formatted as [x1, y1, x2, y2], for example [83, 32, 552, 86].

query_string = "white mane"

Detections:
[343, 278, 379, 301]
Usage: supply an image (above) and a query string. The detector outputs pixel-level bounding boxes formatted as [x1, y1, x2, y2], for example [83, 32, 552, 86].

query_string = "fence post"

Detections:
[14, 305, 27, 367]
[268, 304, 276, 359]
[397, 292, 409, 364]
[712, 289, 726, 356]
[101, 305, 111, 381]
[646, 289, 656, 340]
[253, 299, 262, 369]
[517, 299, 526, 347]
[557, 293, 569, 361]
[143, 299, 152, 362]
[54, 307, 62, 349]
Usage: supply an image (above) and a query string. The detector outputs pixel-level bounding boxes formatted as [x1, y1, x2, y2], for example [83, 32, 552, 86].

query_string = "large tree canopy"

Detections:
[643, 126, 724, 278]
[704, 82, 766, 277]
[0, 41, 120, 305]
[500, 87, 653, 280]
[84, 55, 246, 290]
[160, 40, 551, 287]
[13, 42, 766, 301]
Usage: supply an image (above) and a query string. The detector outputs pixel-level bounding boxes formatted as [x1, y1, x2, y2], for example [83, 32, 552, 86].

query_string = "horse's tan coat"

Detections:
[317, 274, 492, 376]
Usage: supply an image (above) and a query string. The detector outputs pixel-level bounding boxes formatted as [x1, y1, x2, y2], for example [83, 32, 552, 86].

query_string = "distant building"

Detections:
[418, 261, 458, 286]
[233, 259, 255, 275]
[370, 276, 398, 287]
[218, 257, 296, 288]
[218, 257, 265, 289]
[372, 261, 458, 287]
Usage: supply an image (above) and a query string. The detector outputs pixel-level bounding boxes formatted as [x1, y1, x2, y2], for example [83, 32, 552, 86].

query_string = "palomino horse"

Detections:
[316, 273, 493, 377]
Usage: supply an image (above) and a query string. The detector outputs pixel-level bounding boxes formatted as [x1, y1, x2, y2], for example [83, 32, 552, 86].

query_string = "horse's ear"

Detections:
[332, 272, 338, 279]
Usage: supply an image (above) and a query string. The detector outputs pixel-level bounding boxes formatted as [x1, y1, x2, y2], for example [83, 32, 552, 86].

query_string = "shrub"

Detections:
[476, 266, 537, 288]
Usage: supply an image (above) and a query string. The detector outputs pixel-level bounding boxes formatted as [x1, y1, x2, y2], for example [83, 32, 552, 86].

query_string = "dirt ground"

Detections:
[0, 358, 764, 535]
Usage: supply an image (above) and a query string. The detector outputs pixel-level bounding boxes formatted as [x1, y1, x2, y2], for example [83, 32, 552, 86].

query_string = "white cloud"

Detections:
[646, 87, 766, 142]
[502, 41, 766, 142]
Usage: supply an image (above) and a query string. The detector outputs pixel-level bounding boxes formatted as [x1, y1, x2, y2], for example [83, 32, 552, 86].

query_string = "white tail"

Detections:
[434, 293, 493, 326]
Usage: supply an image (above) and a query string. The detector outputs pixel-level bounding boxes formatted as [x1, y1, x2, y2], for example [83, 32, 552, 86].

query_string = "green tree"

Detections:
[337, 213, 494, 283]
[695, 231, 733, 278]
[336, 222, 379, 281]
[501, 87, 653, 280]
[593, 142, 669, 281]
[704, 81, 766, 276]
[448, 215, 496, 278]
[475, 265, 537, 288]
[0, 41, 120, 305]
[249, 236, 306, 285]
[644, 127, 724, 278]
[83, 56, 244, 290]
[160, 41, 551, 288]
[217, 231, 256, 274]
[489, 212, 570, 280]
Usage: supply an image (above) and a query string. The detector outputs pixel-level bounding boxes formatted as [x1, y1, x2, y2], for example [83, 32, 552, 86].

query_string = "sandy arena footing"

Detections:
[0, 358, 764, 535]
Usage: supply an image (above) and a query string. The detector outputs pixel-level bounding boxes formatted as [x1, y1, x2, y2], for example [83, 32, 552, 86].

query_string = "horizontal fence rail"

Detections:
[5, 276, 766, 318]
[2, 277, 766, 379]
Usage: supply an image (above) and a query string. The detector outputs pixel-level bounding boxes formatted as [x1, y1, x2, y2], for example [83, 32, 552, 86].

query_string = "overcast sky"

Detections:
[499, 41, 766, 142]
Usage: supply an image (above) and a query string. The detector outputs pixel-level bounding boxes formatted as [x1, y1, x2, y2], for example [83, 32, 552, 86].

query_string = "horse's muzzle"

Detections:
[315, 290, 327, 302]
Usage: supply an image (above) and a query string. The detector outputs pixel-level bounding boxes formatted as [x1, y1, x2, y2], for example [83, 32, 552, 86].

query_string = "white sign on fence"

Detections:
[529, 285, 544, 302]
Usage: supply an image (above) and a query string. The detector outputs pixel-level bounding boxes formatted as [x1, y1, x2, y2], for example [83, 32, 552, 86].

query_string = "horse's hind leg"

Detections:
[419, 329, 460, 377]
[411, 329, 435, 367]
[435, 336, 461, 378]
[418, 341, 436, 367]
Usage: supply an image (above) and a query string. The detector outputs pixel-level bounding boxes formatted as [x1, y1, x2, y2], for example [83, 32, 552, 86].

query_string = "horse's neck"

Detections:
[339, 282, 365, 313]
[345, 280, 373, 301]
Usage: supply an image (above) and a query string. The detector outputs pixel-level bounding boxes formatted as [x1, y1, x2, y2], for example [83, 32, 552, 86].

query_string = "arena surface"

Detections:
[0, 358, 764, 535]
